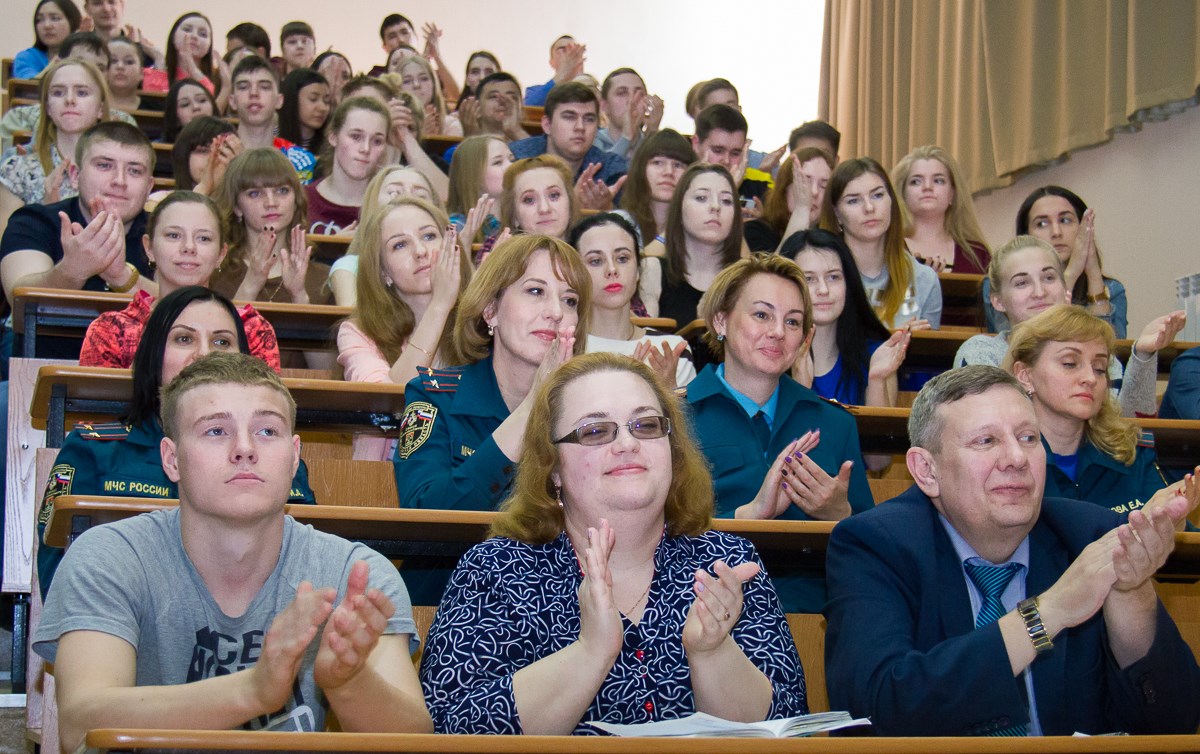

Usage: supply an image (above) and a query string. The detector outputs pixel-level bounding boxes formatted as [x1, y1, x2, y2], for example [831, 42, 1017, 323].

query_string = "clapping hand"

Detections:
[576, 519, 622, 662]
[790, 328, 816, 387]
[314, 561, 394, 691]
[1133, 310, 1186, 358]
[868, 328, 911, 381]
[632, 338, 687, 389]
[742, 433, 821, 520]
[682, 559, 761, 656]
[429, 226, 462, 311]
[43, 158, 73, 204]
[279, 225, 313, 303]
[779, 448, 854, 521]
[759, 144, 788, 176]
[574, 163, 626, 211]
[57, 209, 124, 287]
[460, 194, 495, 247]
[253, 581, 336, 711]
[1063, 208, 1095, 288]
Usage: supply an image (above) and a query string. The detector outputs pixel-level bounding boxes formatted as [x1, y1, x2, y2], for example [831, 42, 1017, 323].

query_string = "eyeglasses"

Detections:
[554, 416, 672, 446]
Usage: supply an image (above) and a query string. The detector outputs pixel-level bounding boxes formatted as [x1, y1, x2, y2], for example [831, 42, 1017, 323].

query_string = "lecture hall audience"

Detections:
[4, 9, 1199, 744]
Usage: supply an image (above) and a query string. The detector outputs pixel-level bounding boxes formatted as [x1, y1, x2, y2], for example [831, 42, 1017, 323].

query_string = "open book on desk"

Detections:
[587, 711, 871, 738]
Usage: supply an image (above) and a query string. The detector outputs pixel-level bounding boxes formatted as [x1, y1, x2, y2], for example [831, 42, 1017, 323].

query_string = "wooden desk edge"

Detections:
[29, 365, 405, 428]
[84, 729, 1200, 753]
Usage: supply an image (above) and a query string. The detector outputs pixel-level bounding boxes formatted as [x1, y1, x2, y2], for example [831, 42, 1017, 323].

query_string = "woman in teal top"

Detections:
[1005, 304, 1168, 516]
[686, 254, 873, 612]
[36, 287, 315, 599]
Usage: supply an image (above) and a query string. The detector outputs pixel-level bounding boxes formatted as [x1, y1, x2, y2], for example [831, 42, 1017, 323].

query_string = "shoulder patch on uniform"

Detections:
[73, 420, 131, 440]
[417, 364, 465, 393]
[38, 464, 74, 526]
[397, 401, 438, 459]
[1137, 430, 1155, 448]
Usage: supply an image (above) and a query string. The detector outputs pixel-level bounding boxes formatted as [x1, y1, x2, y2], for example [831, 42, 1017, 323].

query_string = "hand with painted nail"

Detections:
[682, 559, 761, 656]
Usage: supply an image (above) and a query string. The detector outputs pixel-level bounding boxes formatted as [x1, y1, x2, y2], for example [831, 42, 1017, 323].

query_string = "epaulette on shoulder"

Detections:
[1137, 430, 1155, 449]
[74, 420, 131, 440]
[818, 395, 854, 413]
[417, 364, 465, 393]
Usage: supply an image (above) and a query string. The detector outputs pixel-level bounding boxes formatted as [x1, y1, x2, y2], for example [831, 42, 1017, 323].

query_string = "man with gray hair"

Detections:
[824, 365, 1200, 736]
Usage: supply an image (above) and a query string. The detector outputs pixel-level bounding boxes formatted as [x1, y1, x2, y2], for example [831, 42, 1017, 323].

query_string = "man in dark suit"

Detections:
[825, 365, 1200, 736]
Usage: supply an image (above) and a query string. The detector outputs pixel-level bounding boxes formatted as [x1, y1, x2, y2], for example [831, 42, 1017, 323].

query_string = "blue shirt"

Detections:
[13, 48, 51, 79]
[524, 76, 555, 106]
[420, 529, 807, 733]
[508, 134, 628, 186]
[941, 517, 1043, 735]
[714, 363, 779, 430]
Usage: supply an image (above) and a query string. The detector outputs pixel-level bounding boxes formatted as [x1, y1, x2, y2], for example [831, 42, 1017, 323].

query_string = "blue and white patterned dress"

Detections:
[420, 529, 807, 734]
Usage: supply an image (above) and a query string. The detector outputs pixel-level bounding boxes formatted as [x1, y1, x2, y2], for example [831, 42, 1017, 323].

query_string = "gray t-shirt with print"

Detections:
[34, 508, 418, 732]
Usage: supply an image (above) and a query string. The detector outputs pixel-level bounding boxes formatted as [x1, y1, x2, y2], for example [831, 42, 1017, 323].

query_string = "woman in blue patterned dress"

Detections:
[419, 352, 806, 734]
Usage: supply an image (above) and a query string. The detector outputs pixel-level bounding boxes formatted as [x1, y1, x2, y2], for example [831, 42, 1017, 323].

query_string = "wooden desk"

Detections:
[309, 233, 352, 264]
[83, 728, 1200, 753]
[45, 497, 833, 568]
[42, 496, 1200, 580]
[30, 365, 405, 448]
[847, 405, 1200, 468]
[11, 287, 350, 358]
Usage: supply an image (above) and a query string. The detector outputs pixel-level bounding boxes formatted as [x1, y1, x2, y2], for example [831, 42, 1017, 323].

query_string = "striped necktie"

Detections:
[964, 561, 1028, 737]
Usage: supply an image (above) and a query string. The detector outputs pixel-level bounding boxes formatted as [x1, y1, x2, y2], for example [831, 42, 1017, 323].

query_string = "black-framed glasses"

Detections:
[554, 416, 672, 446]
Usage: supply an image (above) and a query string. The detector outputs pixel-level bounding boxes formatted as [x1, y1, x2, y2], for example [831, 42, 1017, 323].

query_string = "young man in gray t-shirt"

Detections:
[35, 352, 432, 750]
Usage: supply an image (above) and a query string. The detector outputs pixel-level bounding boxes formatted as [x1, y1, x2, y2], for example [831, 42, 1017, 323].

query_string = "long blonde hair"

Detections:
[892, 145, 989, 270]
[351, 197, 470, 365]
[1003, 304, 1137, 464]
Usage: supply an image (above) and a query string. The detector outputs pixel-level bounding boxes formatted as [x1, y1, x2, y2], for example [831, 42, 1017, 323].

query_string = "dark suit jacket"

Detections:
[824, 486, 1200, 736]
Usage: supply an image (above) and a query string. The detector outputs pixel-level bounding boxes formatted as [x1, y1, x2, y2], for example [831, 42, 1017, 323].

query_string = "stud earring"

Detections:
[487, 323, 495, 336]
[716, 333, 725, 342]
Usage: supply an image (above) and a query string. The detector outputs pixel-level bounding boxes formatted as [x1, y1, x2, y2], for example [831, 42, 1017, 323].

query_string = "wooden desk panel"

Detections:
[12, 287, 349, 357]
[30, 365, 404, 447]
[44, 497, 1200, 579]
[84, 728, 1200, 753]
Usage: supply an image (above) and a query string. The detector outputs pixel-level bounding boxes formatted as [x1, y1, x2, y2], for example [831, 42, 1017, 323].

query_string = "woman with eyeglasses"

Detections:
[419, 352, 806, 733]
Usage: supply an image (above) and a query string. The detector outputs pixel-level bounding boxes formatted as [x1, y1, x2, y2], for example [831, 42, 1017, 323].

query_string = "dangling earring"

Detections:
[147, 258, 156, 270]
[555, 485, 563, 509]
[487, 323, 495, 336]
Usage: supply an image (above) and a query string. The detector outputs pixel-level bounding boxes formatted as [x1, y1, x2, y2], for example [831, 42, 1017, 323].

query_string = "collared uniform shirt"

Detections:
[1041, 437, 1167, 516]
[393, 356, 519, 606]
[685, 365, 873, 613]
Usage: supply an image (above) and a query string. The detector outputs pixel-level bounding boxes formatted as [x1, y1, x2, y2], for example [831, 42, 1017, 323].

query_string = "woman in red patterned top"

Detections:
[79, 191, 281, 371]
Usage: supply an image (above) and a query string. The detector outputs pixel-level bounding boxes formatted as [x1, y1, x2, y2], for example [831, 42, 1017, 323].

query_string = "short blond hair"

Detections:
[491, 352, 713, 544]
[451, 234, 591, 364]
[699, 253, 814, 360]
[161, 352, 296, 440]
